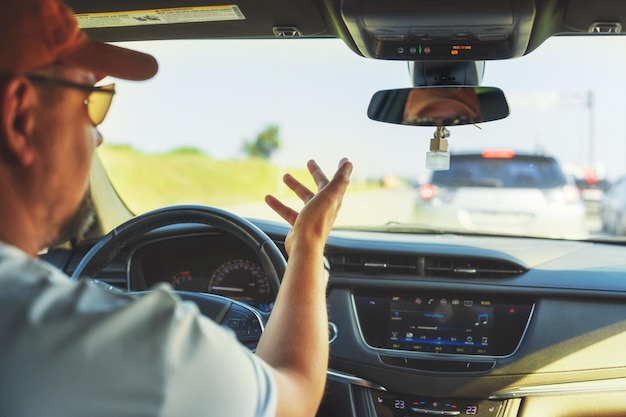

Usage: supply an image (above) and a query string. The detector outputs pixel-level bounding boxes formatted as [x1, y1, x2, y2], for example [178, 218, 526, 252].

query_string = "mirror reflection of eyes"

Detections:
[367, 86, 510, 127]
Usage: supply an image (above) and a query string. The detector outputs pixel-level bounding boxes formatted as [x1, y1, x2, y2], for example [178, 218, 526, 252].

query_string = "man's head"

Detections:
[0, 0, 158, 254]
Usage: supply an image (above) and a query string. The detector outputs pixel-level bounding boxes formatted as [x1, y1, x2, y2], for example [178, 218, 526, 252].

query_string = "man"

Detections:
[0, 0, 353, 416]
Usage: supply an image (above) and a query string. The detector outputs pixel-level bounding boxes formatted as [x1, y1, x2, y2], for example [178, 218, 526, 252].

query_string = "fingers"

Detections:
[283, 173, 315, 203]
[265, 158, 352, 226]
[325, 158, 353, 195]
[334, 158, 352, 182]
[307, 159, 330, 191]
[282, 160, 333, 204]
[265, 194, 298, 226]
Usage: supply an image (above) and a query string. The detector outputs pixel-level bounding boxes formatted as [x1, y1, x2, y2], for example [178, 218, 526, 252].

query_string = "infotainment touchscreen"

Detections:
[353, 291, 533, 356]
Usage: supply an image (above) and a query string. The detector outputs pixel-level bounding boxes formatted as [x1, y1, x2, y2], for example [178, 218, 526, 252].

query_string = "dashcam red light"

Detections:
[482, 149, 515, 159]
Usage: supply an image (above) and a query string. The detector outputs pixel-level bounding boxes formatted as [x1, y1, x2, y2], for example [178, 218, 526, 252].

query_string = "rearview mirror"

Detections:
[367, 86, 510, 127]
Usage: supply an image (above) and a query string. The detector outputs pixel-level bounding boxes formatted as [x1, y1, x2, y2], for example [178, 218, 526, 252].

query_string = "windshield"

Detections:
[97, 36, 626, 240]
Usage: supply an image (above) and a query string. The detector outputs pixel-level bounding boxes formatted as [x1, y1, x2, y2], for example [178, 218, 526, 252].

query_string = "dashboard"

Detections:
[319, 227, 626, 417]
[44, 219, 626, 417]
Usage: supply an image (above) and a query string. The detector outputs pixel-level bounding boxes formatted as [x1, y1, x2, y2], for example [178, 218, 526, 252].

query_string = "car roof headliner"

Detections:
[65, 0, 626, 61]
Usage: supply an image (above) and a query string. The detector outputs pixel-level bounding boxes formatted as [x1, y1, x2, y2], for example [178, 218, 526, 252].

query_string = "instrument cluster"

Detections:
[128, 233, 276, 312]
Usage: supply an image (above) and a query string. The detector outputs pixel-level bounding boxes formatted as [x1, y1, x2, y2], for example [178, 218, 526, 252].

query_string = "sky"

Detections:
[98, 35, 626, 182]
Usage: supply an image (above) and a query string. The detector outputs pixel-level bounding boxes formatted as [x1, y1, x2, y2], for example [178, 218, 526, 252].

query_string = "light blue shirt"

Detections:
[0, 242, 277, 417]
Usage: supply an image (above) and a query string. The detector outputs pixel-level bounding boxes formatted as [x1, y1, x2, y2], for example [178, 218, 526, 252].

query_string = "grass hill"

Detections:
[97, 144, 317, 214]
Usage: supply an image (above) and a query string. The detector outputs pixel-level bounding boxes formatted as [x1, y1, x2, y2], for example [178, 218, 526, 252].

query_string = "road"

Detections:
[226, 188, 417, 226]
[227, 187, 605, 235]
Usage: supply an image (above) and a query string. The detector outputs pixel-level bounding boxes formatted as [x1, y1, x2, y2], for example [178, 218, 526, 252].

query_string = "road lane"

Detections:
[227, 187, 605, 235]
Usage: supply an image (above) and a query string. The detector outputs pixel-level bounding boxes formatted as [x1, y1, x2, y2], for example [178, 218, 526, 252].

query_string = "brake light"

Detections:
[419, 184, 436, 200]
[583, 167, 599, 184]
[482, 149, 515, 159]
[563, 185, 581, 204]
[545, 185, 581, 204]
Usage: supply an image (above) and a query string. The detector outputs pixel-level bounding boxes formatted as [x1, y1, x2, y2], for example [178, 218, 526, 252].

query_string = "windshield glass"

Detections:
[98, 36, 626, 240]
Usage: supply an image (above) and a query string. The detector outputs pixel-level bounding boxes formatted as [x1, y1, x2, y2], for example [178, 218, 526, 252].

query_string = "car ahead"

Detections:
[22, 1, 626, 417]
[413, 151, 587, 239]
[564, 164, 610, 216]
[600, 176, 626, 235]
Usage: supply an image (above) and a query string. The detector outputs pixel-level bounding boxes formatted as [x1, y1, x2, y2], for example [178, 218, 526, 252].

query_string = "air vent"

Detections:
[330, 253, 418, 274]
[423, 256, 525, 278]
[329, 252, 526, 279]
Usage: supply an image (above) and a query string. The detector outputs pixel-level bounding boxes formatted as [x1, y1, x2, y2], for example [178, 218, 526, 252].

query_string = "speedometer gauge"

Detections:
[208, 259, 273, 311]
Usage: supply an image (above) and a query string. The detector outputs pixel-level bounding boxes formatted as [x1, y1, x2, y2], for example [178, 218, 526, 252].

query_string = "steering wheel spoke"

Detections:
[127, 290, 265, 349]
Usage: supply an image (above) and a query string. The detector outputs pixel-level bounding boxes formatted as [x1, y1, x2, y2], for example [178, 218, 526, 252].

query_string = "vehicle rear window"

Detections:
[430, 155, 567, 188]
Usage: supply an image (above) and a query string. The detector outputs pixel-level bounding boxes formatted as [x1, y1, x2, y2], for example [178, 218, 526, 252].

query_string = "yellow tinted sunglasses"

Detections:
[26, 74, 116, 126]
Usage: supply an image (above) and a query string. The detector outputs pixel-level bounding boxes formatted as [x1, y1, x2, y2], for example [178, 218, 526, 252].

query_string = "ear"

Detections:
[0, 77, 38, 166]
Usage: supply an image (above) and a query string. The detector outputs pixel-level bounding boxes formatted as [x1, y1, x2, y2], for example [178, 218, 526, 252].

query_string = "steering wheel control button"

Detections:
[222, 309, 250, 334]
[222, 304, 261, 336]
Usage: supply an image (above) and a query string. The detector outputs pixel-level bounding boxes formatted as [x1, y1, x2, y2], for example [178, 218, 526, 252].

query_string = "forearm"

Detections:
[255, 241, 329, 416]
[258, 158, 352, 417]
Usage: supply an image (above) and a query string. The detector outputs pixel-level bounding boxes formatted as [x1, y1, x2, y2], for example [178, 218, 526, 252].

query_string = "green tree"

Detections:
[243, 125, 281, 159]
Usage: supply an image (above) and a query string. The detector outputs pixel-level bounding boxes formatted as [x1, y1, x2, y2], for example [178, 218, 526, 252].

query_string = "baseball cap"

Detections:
[0, 0, 158, 80]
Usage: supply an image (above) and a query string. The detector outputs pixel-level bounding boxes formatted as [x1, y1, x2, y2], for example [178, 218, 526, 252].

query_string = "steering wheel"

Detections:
[71, 205, 287, 347]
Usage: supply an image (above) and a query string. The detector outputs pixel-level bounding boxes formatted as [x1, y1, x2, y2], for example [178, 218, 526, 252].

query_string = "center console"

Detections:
[342, 290, 534, 416]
